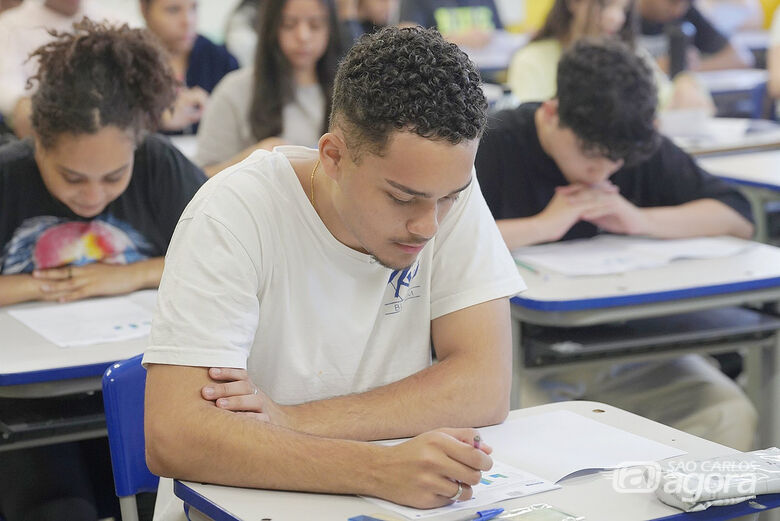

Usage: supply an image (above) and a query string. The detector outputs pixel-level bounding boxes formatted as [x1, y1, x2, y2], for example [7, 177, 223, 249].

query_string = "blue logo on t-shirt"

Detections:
[385, 261, 422, 315]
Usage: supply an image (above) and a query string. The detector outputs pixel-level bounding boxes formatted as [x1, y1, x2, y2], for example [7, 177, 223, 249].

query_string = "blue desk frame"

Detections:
[173, 469, 780, 521]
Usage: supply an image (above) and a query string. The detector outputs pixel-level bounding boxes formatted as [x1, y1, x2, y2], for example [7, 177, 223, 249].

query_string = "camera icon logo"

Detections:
[612, 462, 663, 493]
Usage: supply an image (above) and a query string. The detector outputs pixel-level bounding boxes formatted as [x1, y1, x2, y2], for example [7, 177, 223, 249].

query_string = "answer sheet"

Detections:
[9, 295, 153, 347]
[513, 235, 751, 277]
[480, 410, 686, 483]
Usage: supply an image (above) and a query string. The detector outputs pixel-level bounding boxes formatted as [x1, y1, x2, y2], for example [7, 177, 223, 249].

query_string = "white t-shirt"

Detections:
[194, 67, 325, 168]
[144, 145, 525, 520]
[0, 0, 124, 117]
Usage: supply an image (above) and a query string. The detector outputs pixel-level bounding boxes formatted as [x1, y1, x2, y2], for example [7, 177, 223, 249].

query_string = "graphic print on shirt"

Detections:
[1, 215, 153, 274]
[385, 260, 421, 315]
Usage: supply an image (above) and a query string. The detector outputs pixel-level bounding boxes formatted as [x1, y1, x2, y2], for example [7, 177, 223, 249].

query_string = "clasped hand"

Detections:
[32, 262, 140, 303]
[540, 182, 647, 239]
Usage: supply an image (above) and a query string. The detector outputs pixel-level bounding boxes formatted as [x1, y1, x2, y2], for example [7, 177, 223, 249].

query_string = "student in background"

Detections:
[399, 0, 502, 48]
[508, 0, 712, 111]
[476, 38, 756, 450]
[0, 0, 124, 139]
[0, 20, 206, 308]
[195, 0, 340, 176]
[0, 20, 206, 520]
[224, 0, 395, 69]
[140, 0, 239, 133]
[638, 0, 753, 72]
[769, 7, 780, 107]
[339, 0, 400, 42]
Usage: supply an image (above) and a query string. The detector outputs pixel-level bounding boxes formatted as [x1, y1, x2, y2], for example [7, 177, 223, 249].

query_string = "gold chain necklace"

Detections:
[309, 159, 320, 210]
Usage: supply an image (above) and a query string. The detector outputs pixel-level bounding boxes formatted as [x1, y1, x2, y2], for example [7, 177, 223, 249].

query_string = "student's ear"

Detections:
[318, 131, 348, 181]
[540, 99, 560, 126]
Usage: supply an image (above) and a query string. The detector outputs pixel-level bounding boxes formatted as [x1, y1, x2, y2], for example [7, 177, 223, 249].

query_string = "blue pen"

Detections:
[474, 508, 504, 521]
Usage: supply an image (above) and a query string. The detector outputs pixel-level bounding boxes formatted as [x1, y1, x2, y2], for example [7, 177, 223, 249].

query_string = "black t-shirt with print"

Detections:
[474, 103, 752, 241]
[0, 134, 206, 274]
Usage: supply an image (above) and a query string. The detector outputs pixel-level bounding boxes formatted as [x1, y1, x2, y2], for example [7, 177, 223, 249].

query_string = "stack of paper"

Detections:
[513, 236, 751, 277]
[365, 410, 685, 519]
[9, 296, 153, 347]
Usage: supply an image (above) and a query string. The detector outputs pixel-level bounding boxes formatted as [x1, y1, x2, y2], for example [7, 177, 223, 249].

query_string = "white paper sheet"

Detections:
[8, 296, 153, 347]
[513, 236, 751, 277]
[480, 410, 686, 483]
[363, 461, 558, 519]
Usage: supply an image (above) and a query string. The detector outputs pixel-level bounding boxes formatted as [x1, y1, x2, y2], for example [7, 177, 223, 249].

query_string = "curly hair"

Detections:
[29, 18, 177, 149]
[556, 38, 661, 166]
[331, 26, 487, 160]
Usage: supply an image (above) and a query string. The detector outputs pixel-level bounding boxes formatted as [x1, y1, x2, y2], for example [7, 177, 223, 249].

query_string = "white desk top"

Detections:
[0, 290, 156, 388]
[168, 135, 198, 161]
[461, 30, 529, 71]
[695, 69, 768, 94]
[174, 401, 757, 521]
[670, 117, 780, 156]
[697, 149, 780, 191]
[510, 238, 780, 325]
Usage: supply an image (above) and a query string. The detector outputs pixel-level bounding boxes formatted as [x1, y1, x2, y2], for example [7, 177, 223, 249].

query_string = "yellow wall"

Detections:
[505, 0, 555, 33]
[762, 0, 780, 28]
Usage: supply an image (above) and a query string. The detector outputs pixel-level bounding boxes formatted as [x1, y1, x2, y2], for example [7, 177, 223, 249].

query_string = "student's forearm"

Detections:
[698, 44, 752, 71]
[127, 257, 165, 289]
[145, 364, 384, 494]
[768, 46, 780, 99]
[640, 199, 754, 239]
[0, 274, 41, 306]
[279, 299, 513, 440]
[496, 216, 561, 250]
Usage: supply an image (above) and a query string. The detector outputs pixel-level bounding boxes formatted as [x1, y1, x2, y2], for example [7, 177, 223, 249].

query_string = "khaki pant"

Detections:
[520, 354, 758, 451]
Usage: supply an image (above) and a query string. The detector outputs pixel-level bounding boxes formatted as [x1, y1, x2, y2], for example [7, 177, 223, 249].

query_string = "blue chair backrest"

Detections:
[102, 354, 159, 498]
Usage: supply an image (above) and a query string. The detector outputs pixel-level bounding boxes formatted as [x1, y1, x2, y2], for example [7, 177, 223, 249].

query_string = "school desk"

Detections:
[173, 401, 780, 521]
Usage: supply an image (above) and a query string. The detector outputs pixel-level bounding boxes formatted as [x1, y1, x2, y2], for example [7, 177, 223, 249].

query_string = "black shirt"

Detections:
[640, 6, 729, 55]
[0, 134, 206, 274]
[474, 103, 752, 242]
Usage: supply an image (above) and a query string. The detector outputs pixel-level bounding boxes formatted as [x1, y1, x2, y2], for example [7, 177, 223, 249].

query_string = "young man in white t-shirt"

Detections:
[143, 27, 525, 520]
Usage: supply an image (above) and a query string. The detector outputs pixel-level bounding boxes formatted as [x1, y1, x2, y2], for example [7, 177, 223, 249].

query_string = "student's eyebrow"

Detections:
[386, 177, 473, 199]
[58, 163, 131, 178]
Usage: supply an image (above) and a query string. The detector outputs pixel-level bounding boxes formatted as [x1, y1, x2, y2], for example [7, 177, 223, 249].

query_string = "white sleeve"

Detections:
[195, 72, 252, 168]
[144, 199, 263, 369]
[429, 171, 525, 320]
[772, 10, 780, 46]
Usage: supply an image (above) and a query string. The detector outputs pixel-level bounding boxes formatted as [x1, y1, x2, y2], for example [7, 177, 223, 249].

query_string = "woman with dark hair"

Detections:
[508, 0, 635, 103]
[0, 18, 206, 521]
[507, 0, 712, 111]
[196, 0, 341, 177]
